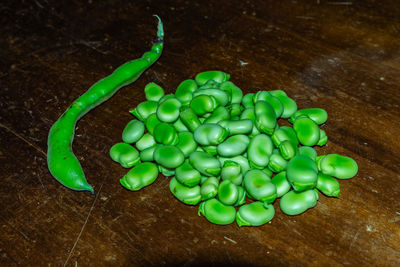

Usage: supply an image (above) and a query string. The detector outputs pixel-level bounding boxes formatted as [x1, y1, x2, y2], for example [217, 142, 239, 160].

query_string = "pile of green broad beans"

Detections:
[110, 71, 358, 226]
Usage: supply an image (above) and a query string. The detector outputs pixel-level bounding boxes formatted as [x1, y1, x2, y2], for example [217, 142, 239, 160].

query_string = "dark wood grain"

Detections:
[1, 0, 399, 266]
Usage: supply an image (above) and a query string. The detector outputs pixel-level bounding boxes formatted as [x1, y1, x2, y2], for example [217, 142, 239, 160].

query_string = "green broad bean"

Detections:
[269, 90, 297, 119]
[315, 155, 324, 170]
[254, 91, 283, 118]
[158, 93, 175, 104]
[280, 189, 319, 215]
[221, 161, 243, 185]
[173, 118, 189, 132]
[159, 165, 175, 177]
[176, 131, 198, 157]
[204, 106, 230, 124]
[236, 202, 275, 227]
[317, 173, 340, 197]
[254, 101, 277, 135]
[231, 115, 240, 121]
[240, 108, 260, 137]
[271, 171, 291, 197]
[220, 81, 243, 104]
[218, 180, 239, 206]
[120, 162, 159, 191]
[243, 170, 277, 203]
[110, 143, 140, 168]
[198, 198, 236, 225]
[200, 176, 219, 200]
[154, 145, 185, 169]
[193, 89, 229, 107]
[190, 95, 217, 116]
[318, 154, 358, 179]
[145, 113, 162, 135]
[317, 129, 328, 146]
[217, 134, 250, 157]
[218, 119, 253, 136]
[289, 108, 328, 125]
[175, 79, 197, 106]
[144, 82, 164, 102]
[242, 93, 255, 108]
[199, 79, 220, 89]
[228, 103, 243, 117]
[298, 146, 317, 161]
[268, 152, 288, 173]
[279, 140, 299, 160]
[262, 167, 273, 178]
[122, 120, 145, 144]
[234, 186, 246, 206]
[175, 161, 202, 187]
[293, 116, 320, 146]
[189, 151, 221, 176]
[271, 126, 299, 147]
[248, 134, 274, 169]
[139, 145, 158, 162]
[286, 155, 318, 192]
[219, 155, 250, 174]
[156, 97, 181, 123]
[180, 108, 202, 132]
[154, 122, 179, 145]
[135, 133, 156, 151]
[170, 177, 201, 205]
[202, 145, 218, 156]
[194, 123, 228, 146]
[195, 71, 230, 86]
[130, 100, 158, 121]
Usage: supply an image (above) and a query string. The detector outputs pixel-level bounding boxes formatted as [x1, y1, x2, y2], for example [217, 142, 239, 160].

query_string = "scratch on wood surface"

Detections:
[349, 230, 360, 249]
[63, 183, 103, 267]
[224, 236, 237, 244]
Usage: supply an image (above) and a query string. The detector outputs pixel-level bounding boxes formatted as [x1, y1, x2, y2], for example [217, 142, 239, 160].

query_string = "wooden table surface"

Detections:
[1, 0, 400, 266]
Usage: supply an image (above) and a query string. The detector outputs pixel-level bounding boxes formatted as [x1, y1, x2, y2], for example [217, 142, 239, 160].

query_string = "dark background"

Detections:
[1, 0, 400, 266]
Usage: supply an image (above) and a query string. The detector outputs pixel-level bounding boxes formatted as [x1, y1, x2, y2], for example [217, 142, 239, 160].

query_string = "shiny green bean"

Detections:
[154, 145, 184, 169]
[144, 82, 164, 102]
[218, 180, 239, 206]
[175, 79, 197, 106]
[280, 189, 319, 215]
[189, 151, 221, 176]
[179, 108, 202, 132]
[204, 106, 230, 124]
[316, 173, 340, 197]
[278, 140, 299, 160]
[176, 131, 198, 157]
[318, 154, 358, 179]
[194, 123, 228, 146]
[200, 176, 219, 200]
[298, 146, 317, 161]
[271, 171, 291, 197]
[130, 100, 158, 121]
[170, 177, 201, 205]
[139, 144, 159, 162]
[220, 81, 243, 104]
[243, 170, 277, 203]
[195, 71, 230, 86]
[255, 100, 277, 135]
[154, 122, 179, 145]
[218, 155, 250, 174]
[236, 202, 275, 227]
[120, 162, 159, 191]
[175, 160, 201, 187]
[135, 133, 156, 151]
[242, 93, 255, 108]
[254, 91, 283, 118]
[145, 113, 162, 135]
[248, 134, 273, 169]
[271, 126, 299, 147]
[293, 116, 320, 146]
[122, 119, 145, 144]
[218, 119, 253, 136]
[198, 198, 236, 225]
[193, 89, 229, 107]
[156, 97, 181, 123]
[286, 155, 318, 192]
[190, 95, 217, 116]
[217, 134, 249, 157]
[110, 143, 140, 168]
[220, 160, 243, 185]
[290, 108, 328, 125]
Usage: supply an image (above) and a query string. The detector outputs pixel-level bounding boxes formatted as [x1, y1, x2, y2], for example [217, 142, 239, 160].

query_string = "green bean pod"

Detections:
[219, 155, 250, 174]
[189, 151, 221, 176]
[175, 79, 197, 106]
[175, 161, 202, 187]
[154, 145, 184, 169]
[153, 122, 179, 145]
[145, 113, 162, 135]
[179, 108, 202, 132]
[271, 171, 291, 197]
[121, 119, 145, 144]
[221, 160, 243, 185]
[144, 82, 164, 102]
[170, 177, 201, 205]
[190, 95, 217, 116]
[278, 140, 299, 160]
[220, 81, 243, 104]
[318, 154, 358, 179]
[254, 91, 283, 118]
[195, 71, 230, 86]
[193, 89, 229, 107]
[120, 162, 159, 191]
[271, 126, 299, 147]
[269, 90, 297, 119]
[200, 176, 219, 200]
[130, 100, 158, 121]
[289, 108, 328, 125]
[242, 93, 255, 108]
[156, 97, 182, 123]
[217, 134, 250, 157]
[298, 146, 317, 161]
[194, 123, 228, 146]
[286, 155, 318, 192]
[243, 170, 277, 203]
[218, 180, 239, 206]
[109, 143, 140, 168]
[204, 106, 230, 124]
[218, 119, 253, 136]
[248, 134, 273, 169]
[254, 101, 277, 135]
[316, 173, 340, 197]
[280, 189, 319, 215]
[236, 202, 275, 227]
[135, 133, 156, 151]
[176, 131, 198, 157]
[198, 198, 236, 225]
[293, 116, 320, 146]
